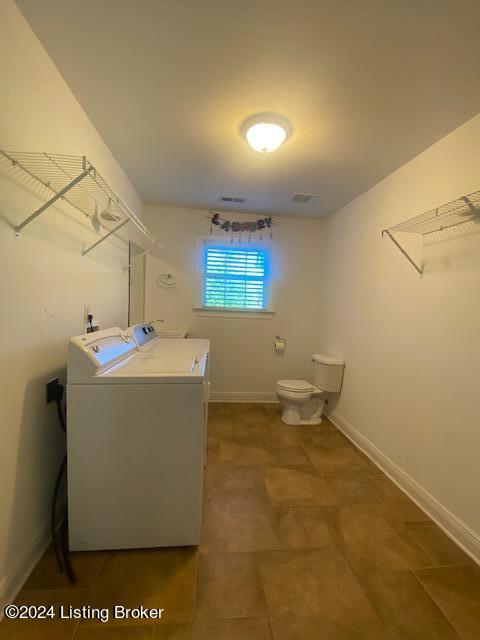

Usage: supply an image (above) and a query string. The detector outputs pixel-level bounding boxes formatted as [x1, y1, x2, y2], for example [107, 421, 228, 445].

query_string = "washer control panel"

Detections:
[132, 322, 158, 348]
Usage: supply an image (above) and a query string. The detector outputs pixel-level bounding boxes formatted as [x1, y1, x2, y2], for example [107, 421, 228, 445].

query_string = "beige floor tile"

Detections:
[153, 626, 195, 639]
[259, 548, 384, 639]
[359, 570, 460, 639]
[264, 402, 282, 418]
[205, 465, 266, 494]
[333, 504, 432, 574]
[0, 588, 90, 640]
[205, 436, 221, 466]
[265, 426, 314, 448]
[274, 507, 333, 549]
[233, 421, 273, 439]
[84, 548, 197, 626]
[22, 547, 106, 591]
[208, 404, 232, 419]
[263, 466, 337, 507]
[271, 419, 339, 446]
[207, 415, 234, 438]
[196, 552, 265, 620]
[202, 488, 282, 553]
[404, 522, 472, 566]
[231, 404, 268, 425]
[309, 430, 353, 449]
[416, 564, 480, 640]
[306, 446, 371, 475]
[220, 434, 316, 468]
[156, 618, 272, 639]
[263, 444, 312, 466]
[329, 472, 384, 505]
[219, 438, 276, 465]
[378, 500, 432, 525]
[75, 626, 157, 639]
[371, 475, 411, 502]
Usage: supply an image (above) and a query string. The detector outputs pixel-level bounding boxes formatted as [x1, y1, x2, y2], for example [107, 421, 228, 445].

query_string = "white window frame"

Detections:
[194, 235, 275, 318]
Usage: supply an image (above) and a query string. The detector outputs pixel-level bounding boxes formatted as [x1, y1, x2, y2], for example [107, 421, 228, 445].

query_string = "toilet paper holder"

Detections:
[273, 335, 286, 353]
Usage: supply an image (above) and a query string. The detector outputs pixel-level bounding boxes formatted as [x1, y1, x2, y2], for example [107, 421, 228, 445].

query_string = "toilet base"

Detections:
[280, 397, 325, 426]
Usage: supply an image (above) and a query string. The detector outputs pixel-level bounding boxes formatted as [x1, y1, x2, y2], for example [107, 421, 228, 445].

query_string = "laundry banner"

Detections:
[207, 212, 274, 240]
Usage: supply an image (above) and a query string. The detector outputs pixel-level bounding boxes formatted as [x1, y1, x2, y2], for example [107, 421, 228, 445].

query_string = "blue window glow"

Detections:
[203, 245, 269, 310]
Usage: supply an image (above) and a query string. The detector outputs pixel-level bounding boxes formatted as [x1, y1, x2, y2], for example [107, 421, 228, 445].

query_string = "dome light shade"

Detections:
[241, 113, 292, 153]
[246, 122, 287, 152]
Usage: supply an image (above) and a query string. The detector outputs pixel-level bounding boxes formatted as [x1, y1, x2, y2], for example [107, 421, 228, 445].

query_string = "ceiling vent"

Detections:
[220, 196, 246, 204]
[292, 193, 315, 203]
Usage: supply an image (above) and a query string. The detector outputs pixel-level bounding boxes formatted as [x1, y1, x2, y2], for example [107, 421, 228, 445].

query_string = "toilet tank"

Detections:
[312, 353, 345, 392]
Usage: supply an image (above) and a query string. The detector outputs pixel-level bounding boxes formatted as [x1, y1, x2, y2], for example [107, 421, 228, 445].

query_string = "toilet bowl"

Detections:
[275, 354, 345, 426]
[276, 380, 326, 425]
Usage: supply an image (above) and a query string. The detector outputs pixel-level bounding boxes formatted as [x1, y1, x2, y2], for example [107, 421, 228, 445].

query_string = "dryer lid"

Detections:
[277, 379, 315, 392]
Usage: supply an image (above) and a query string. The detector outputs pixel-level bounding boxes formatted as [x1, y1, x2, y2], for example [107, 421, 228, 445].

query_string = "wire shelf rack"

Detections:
[382, 190, 480, 275]
[1, 150, 157, 260]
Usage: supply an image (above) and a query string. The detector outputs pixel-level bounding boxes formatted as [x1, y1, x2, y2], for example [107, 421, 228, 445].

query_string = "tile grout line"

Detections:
[411, 569, 467, 640]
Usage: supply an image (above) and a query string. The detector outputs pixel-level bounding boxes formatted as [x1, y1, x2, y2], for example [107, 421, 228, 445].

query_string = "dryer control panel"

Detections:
[68, 327, 137, 381]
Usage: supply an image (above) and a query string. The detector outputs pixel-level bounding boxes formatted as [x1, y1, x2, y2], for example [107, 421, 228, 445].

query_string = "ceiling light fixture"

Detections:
[241, 113, 292, 153]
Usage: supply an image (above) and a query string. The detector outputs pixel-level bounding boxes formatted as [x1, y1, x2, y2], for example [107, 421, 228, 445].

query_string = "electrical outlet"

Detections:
[86, 325, 99, 333]
[46, 378, 60, 404]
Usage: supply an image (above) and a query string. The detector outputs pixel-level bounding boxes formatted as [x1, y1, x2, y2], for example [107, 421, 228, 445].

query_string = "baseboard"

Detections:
[210, 391, 278, 403]
[0, 519, 51, 619]
[329, 410, 480, 566]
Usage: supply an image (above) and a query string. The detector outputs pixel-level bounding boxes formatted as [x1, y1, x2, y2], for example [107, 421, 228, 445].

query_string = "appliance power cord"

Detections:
[51, 382, 76, 584]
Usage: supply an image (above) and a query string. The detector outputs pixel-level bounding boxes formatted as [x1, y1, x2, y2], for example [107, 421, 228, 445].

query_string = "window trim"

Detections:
[194, 235, 275, 317]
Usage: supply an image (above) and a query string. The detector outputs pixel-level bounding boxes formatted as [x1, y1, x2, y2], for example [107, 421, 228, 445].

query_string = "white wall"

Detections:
[322, 113, 480, 558]
[0, 0, 142, 606]
[143, 204, 325, 398]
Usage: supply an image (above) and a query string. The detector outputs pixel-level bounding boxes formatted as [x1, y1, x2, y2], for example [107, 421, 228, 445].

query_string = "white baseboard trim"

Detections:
[329, 410, 480, 566]
[0, 520, 51, 619]
[210, 391, 278, 403]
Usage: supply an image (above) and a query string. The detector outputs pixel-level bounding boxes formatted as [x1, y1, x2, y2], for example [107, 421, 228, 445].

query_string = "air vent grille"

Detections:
[292, 193, 315, 203]
[220, 196, 246, 204]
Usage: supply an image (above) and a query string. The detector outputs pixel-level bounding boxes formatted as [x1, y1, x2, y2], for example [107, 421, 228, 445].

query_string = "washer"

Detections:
[126, 321, 189, 350]
[67, 327, 208, 551]
[127, 322, 211, 427]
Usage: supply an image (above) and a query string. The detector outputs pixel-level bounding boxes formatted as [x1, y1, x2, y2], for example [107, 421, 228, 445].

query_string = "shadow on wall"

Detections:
[4, 366, 66, 598]
[391, 222, 480, 276]
[423, 222, 480, 274]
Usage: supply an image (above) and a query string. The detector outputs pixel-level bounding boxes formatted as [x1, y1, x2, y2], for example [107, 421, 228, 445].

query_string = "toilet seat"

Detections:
[276, 379, 316, 393]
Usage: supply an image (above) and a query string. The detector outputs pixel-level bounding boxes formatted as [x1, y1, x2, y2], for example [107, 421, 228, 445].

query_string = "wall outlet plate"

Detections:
[86, 325, 99, 333]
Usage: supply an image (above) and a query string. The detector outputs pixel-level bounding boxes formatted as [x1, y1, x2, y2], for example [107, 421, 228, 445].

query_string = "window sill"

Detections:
[193, 307, 275, 319]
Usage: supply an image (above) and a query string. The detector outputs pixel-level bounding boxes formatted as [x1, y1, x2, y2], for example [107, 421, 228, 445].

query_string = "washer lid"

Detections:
[277, 379, 315, 392]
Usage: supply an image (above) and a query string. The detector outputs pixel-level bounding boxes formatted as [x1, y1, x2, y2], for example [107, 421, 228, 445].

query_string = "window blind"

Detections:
[203, 246, 268, 310]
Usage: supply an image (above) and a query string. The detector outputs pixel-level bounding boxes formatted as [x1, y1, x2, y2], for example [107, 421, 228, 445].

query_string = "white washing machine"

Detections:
[127, 321, 187, 348]
[126, 321, 203, 352]
[67, 327, 208, 551]
[127, 322, 211, 428]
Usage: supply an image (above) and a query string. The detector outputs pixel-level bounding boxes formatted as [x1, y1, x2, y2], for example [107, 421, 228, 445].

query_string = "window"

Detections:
[201, 244, 270, 311]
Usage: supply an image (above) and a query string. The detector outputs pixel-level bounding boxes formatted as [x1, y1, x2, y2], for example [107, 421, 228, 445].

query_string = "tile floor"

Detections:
[1, 402, 479, 639]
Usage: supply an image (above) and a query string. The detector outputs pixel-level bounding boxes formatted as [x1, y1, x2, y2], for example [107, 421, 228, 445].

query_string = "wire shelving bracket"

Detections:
[1, 150, 157, 261]
[382, 190, 480, 276]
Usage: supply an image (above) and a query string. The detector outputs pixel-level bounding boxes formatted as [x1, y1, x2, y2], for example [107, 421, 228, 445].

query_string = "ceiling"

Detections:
[16, 0, 480, 217]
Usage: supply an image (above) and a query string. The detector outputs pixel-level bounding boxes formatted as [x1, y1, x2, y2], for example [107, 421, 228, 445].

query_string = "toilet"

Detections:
[276, 353, 345, 426]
